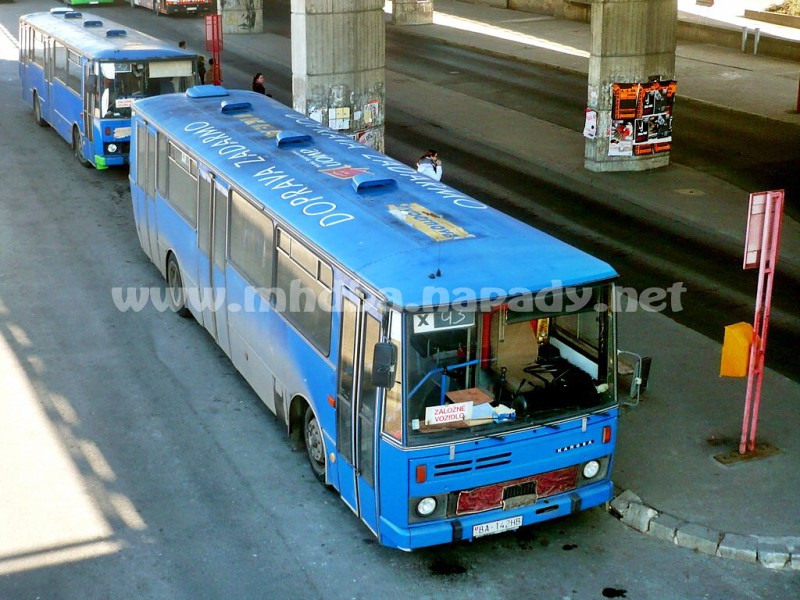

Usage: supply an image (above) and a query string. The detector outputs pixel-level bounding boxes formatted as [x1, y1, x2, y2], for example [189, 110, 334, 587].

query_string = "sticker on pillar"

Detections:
[609, 120, 634, 156]
[364, 100, 380, 125]
[583, 109, 597, 139]
[329, 107, 351, 130]
[309, 108, 324, 124]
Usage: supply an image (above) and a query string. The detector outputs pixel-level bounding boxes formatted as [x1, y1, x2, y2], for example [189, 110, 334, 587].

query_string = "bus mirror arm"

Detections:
[372, 342, 397, 389]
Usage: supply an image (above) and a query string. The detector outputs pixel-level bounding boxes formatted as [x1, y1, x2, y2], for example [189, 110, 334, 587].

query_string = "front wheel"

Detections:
[303, 406, 326, 483]
[72, 127, 90, 168]
[166, 254, 192, 318]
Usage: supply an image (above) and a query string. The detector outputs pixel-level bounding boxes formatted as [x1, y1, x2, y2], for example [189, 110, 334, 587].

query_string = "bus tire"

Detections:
[72, 127, 90, 168]
[33, 93, 47, 127]
[166, 253, 192, 318]
[303, 405, 326, 483]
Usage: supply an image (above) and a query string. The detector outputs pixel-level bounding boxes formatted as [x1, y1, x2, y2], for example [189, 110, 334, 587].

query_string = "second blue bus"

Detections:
[129, 86, 626, 549]
[19, 9, 198, 169]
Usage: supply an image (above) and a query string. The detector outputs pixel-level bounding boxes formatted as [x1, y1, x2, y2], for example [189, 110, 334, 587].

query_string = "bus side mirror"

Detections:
[372, 342, 397, 389]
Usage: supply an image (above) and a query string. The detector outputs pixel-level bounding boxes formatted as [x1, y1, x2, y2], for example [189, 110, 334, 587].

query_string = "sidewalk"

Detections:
[385, 0, 800, 570]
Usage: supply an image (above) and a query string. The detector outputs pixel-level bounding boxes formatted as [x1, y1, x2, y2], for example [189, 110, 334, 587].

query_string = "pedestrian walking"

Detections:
[197, 56, 206, 85]
[416, 149, 442, 181]
[178, 40, 186, 49]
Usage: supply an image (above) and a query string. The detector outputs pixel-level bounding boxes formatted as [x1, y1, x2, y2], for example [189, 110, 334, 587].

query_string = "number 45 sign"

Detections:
[413, 310, 476, 333]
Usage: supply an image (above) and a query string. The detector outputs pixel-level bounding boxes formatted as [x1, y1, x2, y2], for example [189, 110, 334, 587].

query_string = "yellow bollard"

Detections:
[720, 322, 753, 377]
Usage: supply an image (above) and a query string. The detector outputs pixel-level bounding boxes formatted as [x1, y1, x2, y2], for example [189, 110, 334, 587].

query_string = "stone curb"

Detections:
[608, 489, 800, 571]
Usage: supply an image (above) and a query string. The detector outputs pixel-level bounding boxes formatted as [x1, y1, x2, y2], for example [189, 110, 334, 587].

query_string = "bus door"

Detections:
[134, 122, 159, 262]
[196, 168, 216, 335]
[211, 179, 230, 356]
[83, 61, 94, 147]
[336, 287, 381, 534]
[196, 168, 231, 356]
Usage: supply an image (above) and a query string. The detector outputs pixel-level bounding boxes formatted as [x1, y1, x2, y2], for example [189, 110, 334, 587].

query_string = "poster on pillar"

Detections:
[609, 81, 677, 157]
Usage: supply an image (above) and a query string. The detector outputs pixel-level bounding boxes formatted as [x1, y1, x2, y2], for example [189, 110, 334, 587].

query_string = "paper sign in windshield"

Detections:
[425, 401, 473, 425]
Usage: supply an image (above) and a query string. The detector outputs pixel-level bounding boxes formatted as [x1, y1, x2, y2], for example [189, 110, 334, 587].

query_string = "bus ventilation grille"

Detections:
[433, 452, 512, 477]
[84, 21, 103, 28]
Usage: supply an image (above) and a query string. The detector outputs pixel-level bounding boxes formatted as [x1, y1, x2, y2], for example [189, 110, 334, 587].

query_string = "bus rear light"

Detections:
[602, 426, 612, 443]
[415, 464, 427, 484]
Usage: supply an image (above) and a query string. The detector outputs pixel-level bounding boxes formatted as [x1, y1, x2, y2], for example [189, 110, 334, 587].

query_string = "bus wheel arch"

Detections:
[33, 92, 47, 127]
[71, 125, 90, 168]
[296, 399, 327, 484]
[165, 251, 192, 318]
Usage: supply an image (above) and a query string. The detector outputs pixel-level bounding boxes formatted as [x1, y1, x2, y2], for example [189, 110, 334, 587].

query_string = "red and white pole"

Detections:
[739, 190, 784, 454]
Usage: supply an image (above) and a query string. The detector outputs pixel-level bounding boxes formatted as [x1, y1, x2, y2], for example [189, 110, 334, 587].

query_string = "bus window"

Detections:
[382, 313, 403, 442]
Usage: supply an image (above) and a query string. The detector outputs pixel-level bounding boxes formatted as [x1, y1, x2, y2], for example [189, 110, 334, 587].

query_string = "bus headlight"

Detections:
[416, 497, 437, 517]
[107, 143, 118, 154]
[582, 460, 601, 479]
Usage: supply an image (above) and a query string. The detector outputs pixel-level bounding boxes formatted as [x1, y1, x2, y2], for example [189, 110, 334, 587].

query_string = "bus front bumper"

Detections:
[379, 479, 613, 551]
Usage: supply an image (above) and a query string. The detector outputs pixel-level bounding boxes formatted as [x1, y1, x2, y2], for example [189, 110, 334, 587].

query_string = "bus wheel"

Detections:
[33, 93, 47, 127]
[303, 405, 326, 483]
[166, 254, 192, 318]
[72, 127, 90, 168]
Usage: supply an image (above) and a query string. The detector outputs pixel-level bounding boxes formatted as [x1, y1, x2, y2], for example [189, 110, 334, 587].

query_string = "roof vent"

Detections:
[83, 20, 103, 28]
[351, 174, 397, 193]
[106, 29, 127, 37]
[276, 131, 312, 147]
[49, 7, 72, 15]
[220, 100, 253, 115]
[186, 85, 229, 99]
[64, 11, 83, 19]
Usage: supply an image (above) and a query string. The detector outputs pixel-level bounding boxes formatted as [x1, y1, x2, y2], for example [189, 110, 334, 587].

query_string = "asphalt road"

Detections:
[1, 2, 799, 599]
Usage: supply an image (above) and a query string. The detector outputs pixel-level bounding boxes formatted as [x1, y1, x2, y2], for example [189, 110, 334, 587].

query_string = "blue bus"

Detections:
[19, 9, 198, 169]
[129, 86, 624, 550]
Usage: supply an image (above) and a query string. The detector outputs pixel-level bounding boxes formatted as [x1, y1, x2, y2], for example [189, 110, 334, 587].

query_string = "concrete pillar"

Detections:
[585, 0, 677, 172]
[392, 0, 434, 26]
[219, 0, 263, 34]
[292, 0, 386, 151]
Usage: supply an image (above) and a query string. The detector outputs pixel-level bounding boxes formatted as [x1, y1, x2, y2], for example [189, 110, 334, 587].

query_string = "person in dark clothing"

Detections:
[197, 56, 206, 85]
[251, 72, 267, 95]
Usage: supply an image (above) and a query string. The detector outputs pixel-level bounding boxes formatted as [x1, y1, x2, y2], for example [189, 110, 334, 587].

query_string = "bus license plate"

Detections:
[472, 515, 523, 538]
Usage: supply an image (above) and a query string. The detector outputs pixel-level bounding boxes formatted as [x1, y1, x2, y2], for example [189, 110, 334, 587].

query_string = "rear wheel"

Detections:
[166, 254, 192, 318]
[33, 93, 46, 127]
[72, 127, 90, 168]
[303, 406, 326, 483]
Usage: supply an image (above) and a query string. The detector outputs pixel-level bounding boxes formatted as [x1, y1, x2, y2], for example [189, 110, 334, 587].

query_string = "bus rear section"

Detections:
[19, 10, 197, 169]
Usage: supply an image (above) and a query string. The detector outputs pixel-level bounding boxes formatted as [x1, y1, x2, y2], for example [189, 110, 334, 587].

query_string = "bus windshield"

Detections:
[96, 60, 194, 119]
[404, 284, 615, 446]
